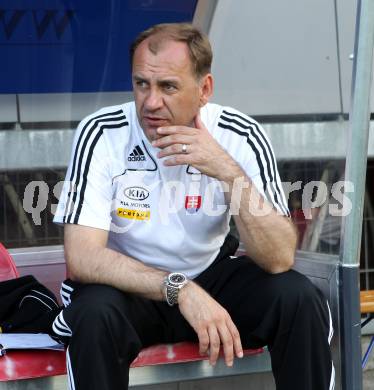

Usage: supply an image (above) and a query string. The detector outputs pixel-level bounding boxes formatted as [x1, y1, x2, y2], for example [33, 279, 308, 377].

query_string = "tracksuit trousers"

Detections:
[52, 254, 334, 390]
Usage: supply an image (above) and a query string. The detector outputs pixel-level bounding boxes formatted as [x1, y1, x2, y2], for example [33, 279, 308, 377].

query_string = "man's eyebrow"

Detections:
[158, 78, 180, 85]
[132, 75, 181, 86]
[133, 75, 148, 82]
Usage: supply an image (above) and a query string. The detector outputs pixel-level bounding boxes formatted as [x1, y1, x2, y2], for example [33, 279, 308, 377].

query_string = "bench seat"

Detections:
[0, 243, 265, 386]
[0, 343, 263, 382]
[360, 290, 374, 314]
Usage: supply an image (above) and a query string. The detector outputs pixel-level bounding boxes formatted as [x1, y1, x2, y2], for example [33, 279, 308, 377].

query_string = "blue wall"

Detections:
[0, 0, 197, 93]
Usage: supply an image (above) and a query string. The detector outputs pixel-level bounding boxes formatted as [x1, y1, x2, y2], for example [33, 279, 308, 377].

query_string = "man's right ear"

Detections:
[199, 74, 213, 107]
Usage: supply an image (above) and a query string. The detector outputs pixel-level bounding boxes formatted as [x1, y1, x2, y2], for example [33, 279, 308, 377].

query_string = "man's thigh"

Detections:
[194, 256, 328, 349]
[61, 281, 191, 348]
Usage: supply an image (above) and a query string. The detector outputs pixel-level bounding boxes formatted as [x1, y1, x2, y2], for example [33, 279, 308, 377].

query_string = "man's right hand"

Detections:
[177, 282, 243, 367]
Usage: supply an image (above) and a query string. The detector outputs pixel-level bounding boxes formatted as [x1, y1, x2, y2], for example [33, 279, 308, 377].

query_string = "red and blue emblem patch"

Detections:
[185, 195, 202, 214]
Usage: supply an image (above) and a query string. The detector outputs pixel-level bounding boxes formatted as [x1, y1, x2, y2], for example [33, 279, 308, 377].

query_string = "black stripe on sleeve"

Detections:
[222, 110, 289, 215]
[218, 114, 289, 216]
[64, 110, 125, 222]
[73, 121, 129, 224]
[217, 122, 268, 193]
[64, 112, 127, 223]
[221, 114, 274, 181]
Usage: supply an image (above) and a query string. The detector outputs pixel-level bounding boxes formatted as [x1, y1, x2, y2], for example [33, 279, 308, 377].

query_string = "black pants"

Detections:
[52, 256, 334, 390]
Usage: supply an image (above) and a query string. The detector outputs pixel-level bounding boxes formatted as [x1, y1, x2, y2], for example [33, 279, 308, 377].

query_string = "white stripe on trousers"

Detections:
[52, 311, 72, 337]
[67, 346, 76, 390]
[61, 282, 74, 307]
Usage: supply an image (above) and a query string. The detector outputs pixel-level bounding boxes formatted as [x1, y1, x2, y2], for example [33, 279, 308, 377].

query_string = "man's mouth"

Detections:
[143, 116, 168, 126]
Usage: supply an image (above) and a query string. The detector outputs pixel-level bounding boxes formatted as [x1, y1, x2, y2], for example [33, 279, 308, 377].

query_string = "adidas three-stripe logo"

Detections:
[128, 145, 146, 161]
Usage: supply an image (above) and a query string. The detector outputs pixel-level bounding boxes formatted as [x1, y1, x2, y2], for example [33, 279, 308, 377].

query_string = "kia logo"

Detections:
[124, 187, 149, 201]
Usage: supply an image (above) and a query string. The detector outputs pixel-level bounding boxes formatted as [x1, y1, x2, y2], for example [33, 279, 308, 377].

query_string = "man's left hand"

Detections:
[152, 114, 238, 181]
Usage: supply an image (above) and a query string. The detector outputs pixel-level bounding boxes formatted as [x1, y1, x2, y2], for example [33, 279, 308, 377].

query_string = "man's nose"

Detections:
[144, 89, 163, 111]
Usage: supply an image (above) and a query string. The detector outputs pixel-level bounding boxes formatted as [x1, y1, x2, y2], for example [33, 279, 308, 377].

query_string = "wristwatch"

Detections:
[164, 272, 188, 306]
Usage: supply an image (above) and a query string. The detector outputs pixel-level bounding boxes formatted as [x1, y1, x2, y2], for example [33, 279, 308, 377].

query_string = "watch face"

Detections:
[170, 273, 186, 284]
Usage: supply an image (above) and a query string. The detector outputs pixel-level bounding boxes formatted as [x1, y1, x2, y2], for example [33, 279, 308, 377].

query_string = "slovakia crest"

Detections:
[185, 195, 202, 214]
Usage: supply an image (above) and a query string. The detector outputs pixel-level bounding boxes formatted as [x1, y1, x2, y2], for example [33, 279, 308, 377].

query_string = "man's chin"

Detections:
[143, 127, 162, 142]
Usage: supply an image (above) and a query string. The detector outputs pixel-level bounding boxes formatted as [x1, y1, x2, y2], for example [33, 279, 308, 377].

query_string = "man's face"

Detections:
[132, 38, 212, 142]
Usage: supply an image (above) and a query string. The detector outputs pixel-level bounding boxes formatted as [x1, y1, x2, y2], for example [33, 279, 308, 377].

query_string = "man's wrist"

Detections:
[163, 272, 189, 306]
[177, 280, 194, 305]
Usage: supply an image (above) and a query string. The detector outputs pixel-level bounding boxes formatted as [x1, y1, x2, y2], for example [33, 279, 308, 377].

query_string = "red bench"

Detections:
[0, 243, 266, 387]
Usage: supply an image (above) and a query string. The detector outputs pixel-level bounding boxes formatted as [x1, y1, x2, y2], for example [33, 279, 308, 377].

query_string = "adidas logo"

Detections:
[128, 145, 146, 162]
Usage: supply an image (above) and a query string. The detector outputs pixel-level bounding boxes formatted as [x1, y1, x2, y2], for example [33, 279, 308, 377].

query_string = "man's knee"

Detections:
[269, 270, 330, 326]
[58, 284, 142, 367]
[66, 285, 139, 344]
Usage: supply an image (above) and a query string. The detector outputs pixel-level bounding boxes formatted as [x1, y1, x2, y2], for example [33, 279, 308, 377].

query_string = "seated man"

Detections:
[53, 23, 334, 390]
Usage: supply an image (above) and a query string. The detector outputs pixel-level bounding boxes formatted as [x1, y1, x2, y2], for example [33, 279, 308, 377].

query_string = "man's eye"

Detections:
[164, 84, 176, 92]
[136, 81, 147, 88]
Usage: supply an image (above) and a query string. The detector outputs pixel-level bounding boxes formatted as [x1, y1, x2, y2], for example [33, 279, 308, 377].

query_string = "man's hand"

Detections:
[178, 281, 243, 367]
[152, 114, 238, 181]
